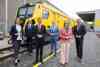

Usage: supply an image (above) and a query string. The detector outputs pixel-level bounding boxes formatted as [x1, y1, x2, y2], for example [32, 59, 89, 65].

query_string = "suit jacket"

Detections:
[48, 25, 59, 40]
[72, 24, 86, 38]
[25, 24, 36, 39]
[35, 24, 46, 41]
[10, 25, 22, 40]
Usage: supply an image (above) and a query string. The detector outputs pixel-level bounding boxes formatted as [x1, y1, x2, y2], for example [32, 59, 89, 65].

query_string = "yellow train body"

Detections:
[18, 2, 76, 30]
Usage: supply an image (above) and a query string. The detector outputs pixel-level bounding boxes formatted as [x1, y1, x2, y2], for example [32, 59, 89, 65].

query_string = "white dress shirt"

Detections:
[16, 24, 22, 40]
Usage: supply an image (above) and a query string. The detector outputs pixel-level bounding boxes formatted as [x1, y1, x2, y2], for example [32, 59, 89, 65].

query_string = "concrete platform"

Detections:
[0, 32, 100, 67]
[43, 32, 100, 67]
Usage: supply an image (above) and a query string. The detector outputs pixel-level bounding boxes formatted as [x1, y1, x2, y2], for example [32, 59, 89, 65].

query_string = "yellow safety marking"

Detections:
[43, 53, 54, 63]
[95, 19, 100, 27]
[33, 49, 60, 67]
[33, 62, 41, 67]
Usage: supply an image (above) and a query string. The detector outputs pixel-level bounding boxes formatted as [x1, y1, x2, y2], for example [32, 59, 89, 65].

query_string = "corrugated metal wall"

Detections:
[0, 0, 6, 33]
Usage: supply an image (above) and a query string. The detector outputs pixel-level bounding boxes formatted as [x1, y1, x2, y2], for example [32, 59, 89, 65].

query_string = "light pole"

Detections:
[5, 0, 8, 36]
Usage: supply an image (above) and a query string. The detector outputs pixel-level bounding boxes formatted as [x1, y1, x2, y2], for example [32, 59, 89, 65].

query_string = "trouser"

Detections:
[36, 40, 44, 63]
[60, 42, 70, 64]
[13, 40, 21, 60]
[75, 37, 84, 59]
[51, 38, 57, 55]
[27, 38, 33, 53]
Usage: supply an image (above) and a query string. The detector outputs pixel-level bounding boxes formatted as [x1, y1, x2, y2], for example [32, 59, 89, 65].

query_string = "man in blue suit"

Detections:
[25, 19, 36, 55]
[48, 22, 59, 56]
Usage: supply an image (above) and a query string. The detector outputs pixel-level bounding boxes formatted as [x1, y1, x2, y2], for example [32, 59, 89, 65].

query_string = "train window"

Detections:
[26, 7, 34, 17]
[19, 8, 27, 16]
[42, 10, 49, 19]
[27, 7, 33, 15]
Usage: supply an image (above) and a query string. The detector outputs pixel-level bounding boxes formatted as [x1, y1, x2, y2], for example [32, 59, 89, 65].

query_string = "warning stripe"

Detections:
[33, 49, 60, 67]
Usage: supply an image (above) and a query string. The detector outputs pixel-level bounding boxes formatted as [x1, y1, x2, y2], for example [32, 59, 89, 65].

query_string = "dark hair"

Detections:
[47, 26, 50, 28]
[27, 19, 36, 25]
[32, 19, 35, 25]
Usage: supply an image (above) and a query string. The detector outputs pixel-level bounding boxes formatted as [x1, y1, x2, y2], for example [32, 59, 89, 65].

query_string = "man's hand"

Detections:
[32, 37, 35, 39]
[76, 35, 81, 38]
[15, 33, 18, 36]
[37, 34, 43, 38]
[50, 33, 55, 35]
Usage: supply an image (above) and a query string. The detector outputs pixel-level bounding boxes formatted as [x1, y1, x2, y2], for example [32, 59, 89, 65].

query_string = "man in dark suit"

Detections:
[10, 18, 22, 65]
[73, 19, 86, 62]
[35, 18, 46, 63]
[25, 19, 36, 55]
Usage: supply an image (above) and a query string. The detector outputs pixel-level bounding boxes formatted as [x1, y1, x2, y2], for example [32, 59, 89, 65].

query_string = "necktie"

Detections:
[77, 25, 80, 32]
[39, 25, 41, 29]
[38, 25, 41, 31]
[28, 25, 32, 32]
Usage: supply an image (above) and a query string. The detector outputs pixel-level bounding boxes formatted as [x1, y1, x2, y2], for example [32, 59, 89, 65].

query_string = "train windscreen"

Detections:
[18, 7, 27, 18]
[26, 6, 34, 17]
